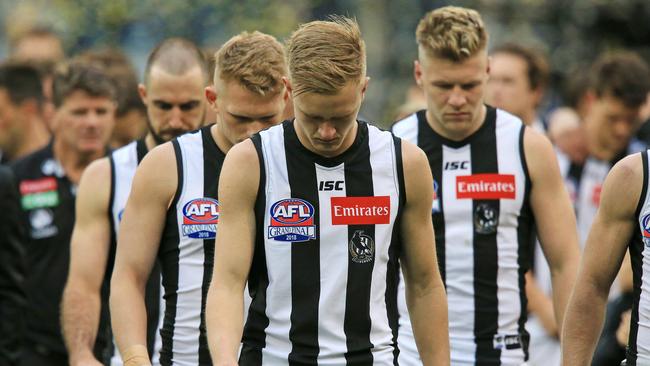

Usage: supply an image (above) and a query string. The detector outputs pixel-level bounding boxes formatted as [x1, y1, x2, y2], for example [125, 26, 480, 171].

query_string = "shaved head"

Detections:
[144, 37, 208, 86]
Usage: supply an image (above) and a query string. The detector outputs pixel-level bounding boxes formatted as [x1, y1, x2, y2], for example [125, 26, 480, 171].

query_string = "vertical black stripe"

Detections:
[388, 136, 406, 365]
[198, 127, 224, 364]
[108, 156, 117, 245]
[136, 139, 148, 164]
[516, 126, 533, 360]
[285, 123, 321, 365]
[158, 140, 184, 366]
[471, 108, 501, 365]
[628, 150, 649, 364]
[240, 133, 269, 365]
[105, 155, 118, 362]
[417, 110, 446, 284]
[343, 132, 374, 366]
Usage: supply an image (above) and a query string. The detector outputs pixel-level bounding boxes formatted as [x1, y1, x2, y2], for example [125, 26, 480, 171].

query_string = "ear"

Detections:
[360, 76, 370, 99]
[205, 85, 217, 106]
[19, 99, 39, 117]
[282, 77, 293, 97]
[414, 60, 423, 86]
[486, 56, 491, 75]
[583, 90, 597, 114]
[283, 86, 290, 103]
[137, 84, 147, 103]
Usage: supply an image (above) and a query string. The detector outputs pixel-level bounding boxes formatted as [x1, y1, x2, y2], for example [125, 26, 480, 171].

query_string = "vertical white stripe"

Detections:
[393, 116, 423, 364]
[442, 144, 476, 364]
[495, 113, 526, 364]
[171, 131, 205, 365]
[111, 140, 138, 234]
[260, 126, 292, 365]
[110, 141, 140, 365]
[576, 159, 611, 248]
[391, 113, 419, 145]
[315, 162, 348, 363]
[366, 127, 400, 364]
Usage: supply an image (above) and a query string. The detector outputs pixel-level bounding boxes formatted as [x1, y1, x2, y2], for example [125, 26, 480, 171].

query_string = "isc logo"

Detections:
[444, 161, 469, 170]
[319, 180, 344, 191]
[183, 198, 219, 224]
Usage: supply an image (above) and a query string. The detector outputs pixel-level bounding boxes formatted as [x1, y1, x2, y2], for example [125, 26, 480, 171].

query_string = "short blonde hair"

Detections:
[215, 31, 287, 96]
[286, 16, 366, 97]
[416, 6, 487, 61]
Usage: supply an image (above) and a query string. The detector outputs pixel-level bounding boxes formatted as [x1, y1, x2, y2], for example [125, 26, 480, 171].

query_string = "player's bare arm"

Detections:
[525, 127, 580, 334]
[110, 142, 177, 365]
[206, 140, 258, 366]
[400, 140, 450, 366]
[61, 158, 111, 366]
[562, 153, 643, 365]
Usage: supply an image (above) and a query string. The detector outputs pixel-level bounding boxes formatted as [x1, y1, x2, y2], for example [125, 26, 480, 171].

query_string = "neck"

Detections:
[52, 139, 105, 184]
[584, 122, 621, 162]
[586, 137, 618, 162]
[520, 109, 537, 126]
[11, 118, 50, 160]
[212, 124, 231, 154]
[426, 105, 486, 141]
[144, 133, 158, 151]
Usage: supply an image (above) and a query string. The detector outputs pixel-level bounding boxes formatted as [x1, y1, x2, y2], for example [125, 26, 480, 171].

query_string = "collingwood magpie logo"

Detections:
[349, 230, 374, 263]
[474, 203, 498, 234]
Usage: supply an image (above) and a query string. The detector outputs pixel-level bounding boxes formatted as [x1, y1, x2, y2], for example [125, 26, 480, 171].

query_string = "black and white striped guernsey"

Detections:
[626, 150, 650, 365]
[392, 107, 534, 365]
[241, 120, 405, 365]
[108, 139, 162, 365]
[157, 126, 224, 365]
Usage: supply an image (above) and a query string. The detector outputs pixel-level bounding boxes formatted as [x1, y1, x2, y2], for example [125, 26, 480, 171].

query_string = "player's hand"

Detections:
[71, 355, 104, 366]
[616, 310, 631, 347]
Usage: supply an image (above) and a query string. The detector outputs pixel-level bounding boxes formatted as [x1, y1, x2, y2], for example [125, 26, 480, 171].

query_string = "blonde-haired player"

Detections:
[392, 6, 579, 365]
[206, 16, 449, 365]
[109, 31, 289, 366]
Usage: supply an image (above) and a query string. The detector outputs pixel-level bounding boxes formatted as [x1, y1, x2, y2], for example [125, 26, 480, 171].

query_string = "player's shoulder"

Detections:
[226, 138, 258, 164]
[140, 140, 176, 168]
[79, 157, 111, 189]
[599, 152, 645, 217]
[609, 152, 644, 185]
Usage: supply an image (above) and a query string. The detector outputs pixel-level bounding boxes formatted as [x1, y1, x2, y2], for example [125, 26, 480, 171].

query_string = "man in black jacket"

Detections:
[0, 165, 26, 366]
[11, 60, 116, 366]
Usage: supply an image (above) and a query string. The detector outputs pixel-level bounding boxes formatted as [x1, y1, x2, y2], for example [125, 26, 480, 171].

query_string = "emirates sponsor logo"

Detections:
[331, 196, 390, 225]
[456, 174, 516, 200]
[20, 177, 57, 195]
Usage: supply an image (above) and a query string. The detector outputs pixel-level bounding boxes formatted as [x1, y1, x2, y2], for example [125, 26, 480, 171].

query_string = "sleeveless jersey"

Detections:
[157, 126, 224, 365]
[108, 139, 163, 365]
[241, 120, 405, 365]
[629, 150, 650, 365]
[392, 108, 534, 365]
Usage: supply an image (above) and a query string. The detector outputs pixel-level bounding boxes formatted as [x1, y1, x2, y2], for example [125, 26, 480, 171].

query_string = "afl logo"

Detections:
[432, 179, 440, 213]
[268, 198, 317, 242]
[642, 214, 650, 247]
[182, 198, 219, 239]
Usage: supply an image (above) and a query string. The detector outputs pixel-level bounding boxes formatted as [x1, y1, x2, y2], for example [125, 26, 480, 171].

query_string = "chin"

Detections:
[77, 142, 105, 154]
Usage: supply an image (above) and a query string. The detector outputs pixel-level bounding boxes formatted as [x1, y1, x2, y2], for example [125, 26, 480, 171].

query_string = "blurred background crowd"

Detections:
[1, 0, 649, 124]
[1, 1, 650, 366]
